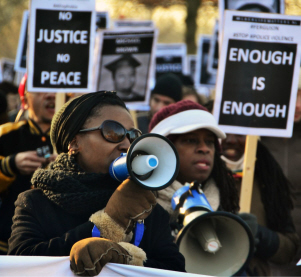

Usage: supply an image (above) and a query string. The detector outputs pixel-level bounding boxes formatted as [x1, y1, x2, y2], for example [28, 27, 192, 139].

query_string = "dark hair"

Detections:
[209, 151, 240, 213]
[255, 141, 293, 232]
[83, 92, 128, 127]
[51, 91, 129, 154]
[167, 134, 239, 213]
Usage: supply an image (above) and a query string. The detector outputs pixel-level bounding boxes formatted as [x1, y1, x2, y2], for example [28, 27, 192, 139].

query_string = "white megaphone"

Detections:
[109, 133, 179, 190]
[172, 181, 254, 276]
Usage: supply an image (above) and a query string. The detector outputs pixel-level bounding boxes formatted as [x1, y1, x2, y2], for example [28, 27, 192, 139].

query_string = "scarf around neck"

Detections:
[31, 153, 120, 216]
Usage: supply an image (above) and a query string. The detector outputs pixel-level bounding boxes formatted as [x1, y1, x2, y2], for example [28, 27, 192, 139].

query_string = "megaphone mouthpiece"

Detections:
[131, 155, 159, 175]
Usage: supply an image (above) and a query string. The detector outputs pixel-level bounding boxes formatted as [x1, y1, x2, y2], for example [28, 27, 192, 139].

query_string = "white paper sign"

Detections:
[195, 35, 217, 89]
[94, 28, 158, 108]
[0, 256, 207, 277]
[27, 0, 96, 92]
[114, 20, 154, 29]
[213, 10, 301, 137]
[155, 43, 188, 80]
[14, 10, 29, 73]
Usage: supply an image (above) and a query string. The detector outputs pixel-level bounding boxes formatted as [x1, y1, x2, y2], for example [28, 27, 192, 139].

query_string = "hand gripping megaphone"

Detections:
[109, 133, 179, 190]
[172, 181, 254, 277]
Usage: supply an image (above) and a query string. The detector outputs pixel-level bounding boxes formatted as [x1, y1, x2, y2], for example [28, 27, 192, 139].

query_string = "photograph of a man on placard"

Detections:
[99, 54, 147, 102]
[224, 0, 282, 13]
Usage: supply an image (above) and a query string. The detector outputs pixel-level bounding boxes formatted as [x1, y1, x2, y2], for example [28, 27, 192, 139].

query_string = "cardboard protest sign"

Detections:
[27, 0, 96, 92]
[195, 35, 217, 89]
[114, 20, 154, 28]
[96, 11, 109, 29]
[213, 10, 301, 137]
[94, 28, 158, 107]
[155, 43, 187, 80]
[15, 10, 28, 73]
[0, 58, 16, 84]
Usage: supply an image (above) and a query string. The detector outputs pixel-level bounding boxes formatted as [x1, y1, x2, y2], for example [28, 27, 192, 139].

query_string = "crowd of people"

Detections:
[0, 42, 301, 277]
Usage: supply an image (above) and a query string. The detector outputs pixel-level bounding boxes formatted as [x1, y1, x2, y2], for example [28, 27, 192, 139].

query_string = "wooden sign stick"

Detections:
[239, 135, 259, 213]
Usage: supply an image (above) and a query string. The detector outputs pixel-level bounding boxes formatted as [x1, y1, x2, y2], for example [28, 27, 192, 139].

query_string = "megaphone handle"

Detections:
[133, 220, 144, 247]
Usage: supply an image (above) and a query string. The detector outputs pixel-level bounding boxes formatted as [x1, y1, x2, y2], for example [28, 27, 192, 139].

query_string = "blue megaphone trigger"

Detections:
[171, 181, 213, 214]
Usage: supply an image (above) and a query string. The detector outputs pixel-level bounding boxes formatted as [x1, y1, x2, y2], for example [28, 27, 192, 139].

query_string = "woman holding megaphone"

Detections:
[149, 100, 240, 216]
[149, 100, 251, 276]
[8, 91, 185, 276]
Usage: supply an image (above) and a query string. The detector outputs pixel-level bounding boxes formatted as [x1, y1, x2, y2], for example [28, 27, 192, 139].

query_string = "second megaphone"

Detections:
[109, 133, 179, 190]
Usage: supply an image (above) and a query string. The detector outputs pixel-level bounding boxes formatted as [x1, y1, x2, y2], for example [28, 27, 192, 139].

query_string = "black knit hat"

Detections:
[151, 73, 183, 102]
[50, 91, 126, 154]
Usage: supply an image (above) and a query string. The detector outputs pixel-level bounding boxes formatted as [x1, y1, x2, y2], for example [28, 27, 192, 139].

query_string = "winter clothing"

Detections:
[137, 112, 151, 134]
[149, 100, 225, 141]
[222, 154, 299, 276]
[8, 153, 185, 273]
[0, 119, 52, 254]
[70, 237, 145, 276]
[151, 73, 183, 102]
[261, 122, 301, 276]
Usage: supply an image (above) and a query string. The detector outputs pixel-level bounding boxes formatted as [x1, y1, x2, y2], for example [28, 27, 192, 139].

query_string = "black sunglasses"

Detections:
[79, 120, 142, 143]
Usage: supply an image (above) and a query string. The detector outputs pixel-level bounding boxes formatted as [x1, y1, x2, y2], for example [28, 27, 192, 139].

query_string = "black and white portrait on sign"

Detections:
[95, 29, 157, 106]
[0, 59, 16, 83]
[224, 0, 284, 13]
[195, 35, 216, 88]
[101, 54, 149, 101]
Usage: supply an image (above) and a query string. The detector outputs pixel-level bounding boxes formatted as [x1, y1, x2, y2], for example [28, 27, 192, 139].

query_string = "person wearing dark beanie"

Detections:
[137, 73, 183, 134]
[8, 90, 185, 276]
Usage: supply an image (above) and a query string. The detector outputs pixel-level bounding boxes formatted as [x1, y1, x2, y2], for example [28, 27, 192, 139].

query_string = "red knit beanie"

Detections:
[148, 100, 208, 133]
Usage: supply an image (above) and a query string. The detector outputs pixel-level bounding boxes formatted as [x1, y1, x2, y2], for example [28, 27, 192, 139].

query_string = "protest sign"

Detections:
[195, 35, 216, 89]
[27, 0, 96, 92]
[114, 20, 154, 28]
[207, 20, 219, 75]
[155, 43, 187, 80]
[187, 54, 197, 81]
[14, 10, 28, 73]
[213, 10, 301, 138]
[219, 0, 285, 33]
[0, 58, 16, 84]
[96, 11, 110, 29]
[94, 28, 157, 107]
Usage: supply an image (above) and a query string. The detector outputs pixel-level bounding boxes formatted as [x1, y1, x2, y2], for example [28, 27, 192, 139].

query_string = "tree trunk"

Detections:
[185, 0, 201, 54]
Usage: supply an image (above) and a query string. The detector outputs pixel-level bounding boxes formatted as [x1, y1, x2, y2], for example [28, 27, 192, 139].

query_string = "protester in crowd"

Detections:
[182, 86, 205, 105]
[0, 91, 9, 125]
[0, 75, 56, 255]
[260, 73, 301, 276]
[8, 91, 185, 276]
[221, 134, 299, 276]
[137, 73, 183, 134]
[148, 100, 239, 219]
[0, 81, 19, 122]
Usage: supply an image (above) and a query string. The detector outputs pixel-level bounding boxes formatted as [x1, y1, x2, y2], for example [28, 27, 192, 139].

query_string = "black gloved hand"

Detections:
[238, 213, 279, 259]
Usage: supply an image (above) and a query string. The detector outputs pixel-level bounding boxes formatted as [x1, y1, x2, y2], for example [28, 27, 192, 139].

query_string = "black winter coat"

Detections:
[8, 188, 185, 272]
